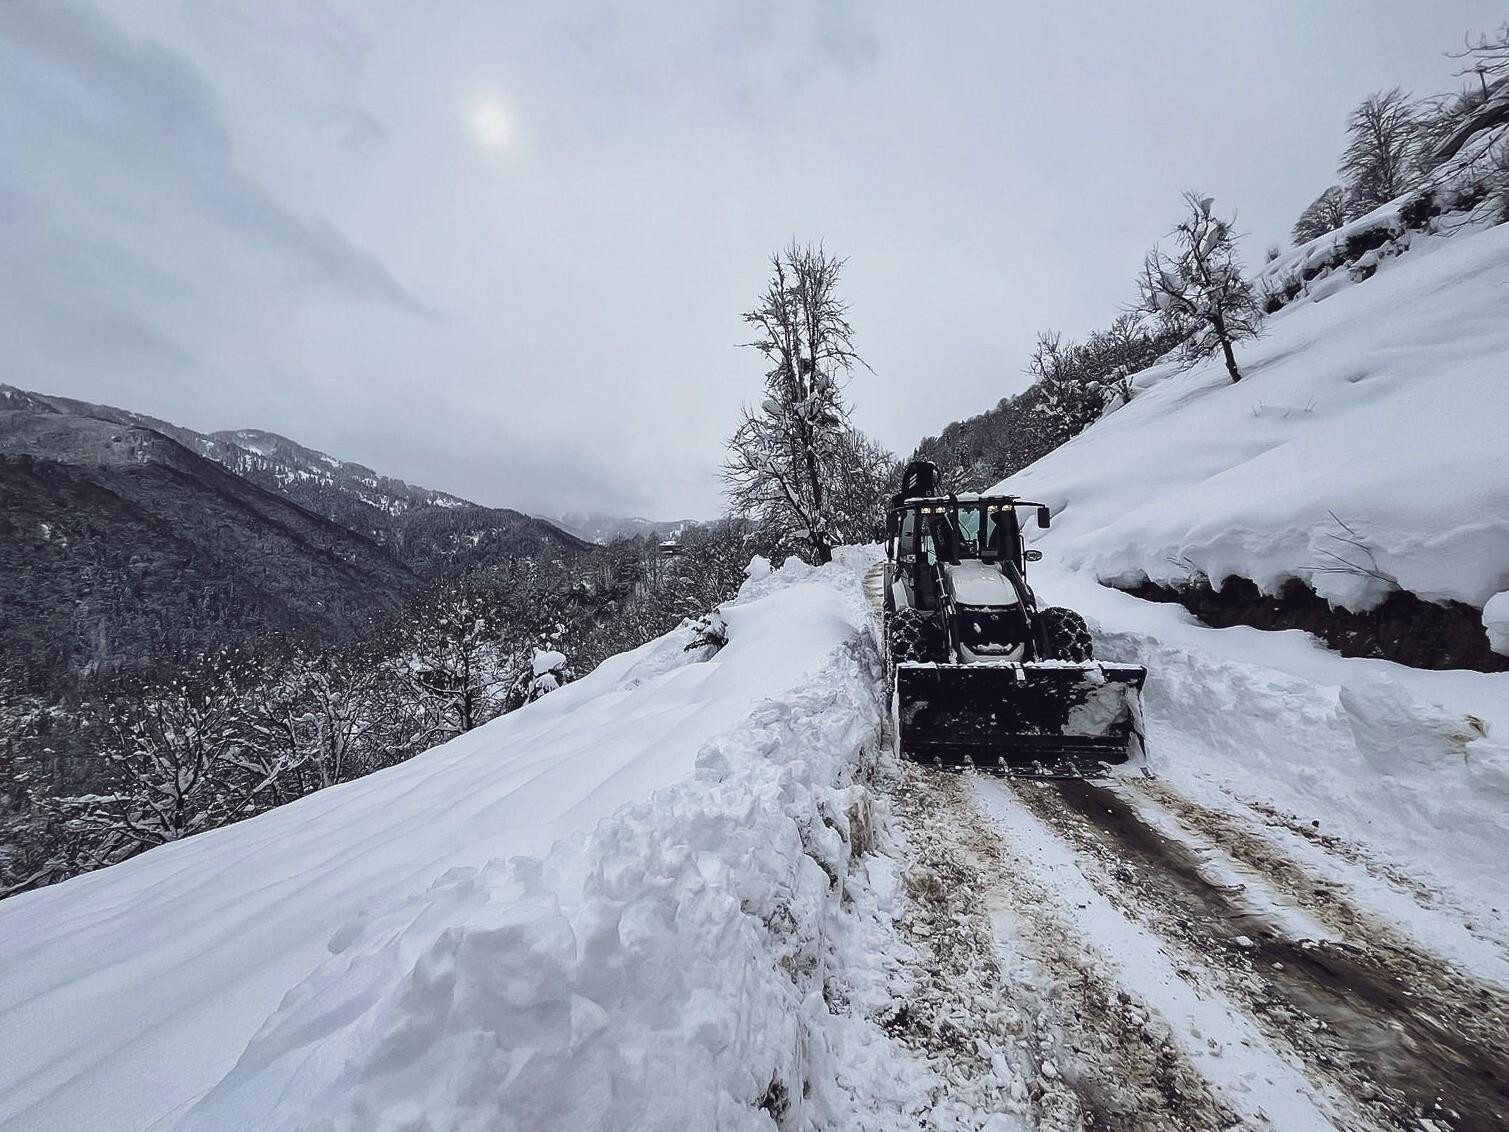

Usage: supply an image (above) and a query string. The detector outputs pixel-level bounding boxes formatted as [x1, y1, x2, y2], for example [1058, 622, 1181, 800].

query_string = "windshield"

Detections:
[899, 503, 1018, 563]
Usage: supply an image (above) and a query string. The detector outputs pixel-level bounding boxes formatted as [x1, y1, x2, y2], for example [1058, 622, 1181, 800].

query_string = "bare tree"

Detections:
[1449, 22, 1509, 89]
[1340, 88, 1422, 216]
[823, 427, 901, 545]
[724, 243, 867, 564]
[1136, 193, 1263, 384]
[1079, 312, 1179, 409]
[1025, 330, 1100, 443]
[1291, 185, 1348, 245]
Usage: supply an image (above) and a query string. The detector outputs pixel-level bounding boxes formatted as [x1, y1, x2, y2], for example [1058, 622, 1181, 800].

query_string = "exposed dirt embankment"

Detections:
[1121, 575, 1508, 672]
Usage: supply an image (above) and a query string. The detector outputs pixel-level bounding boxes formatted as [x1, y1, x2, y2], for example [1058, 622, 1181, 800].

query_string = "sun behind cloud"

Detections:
[467, 96, 512, 150]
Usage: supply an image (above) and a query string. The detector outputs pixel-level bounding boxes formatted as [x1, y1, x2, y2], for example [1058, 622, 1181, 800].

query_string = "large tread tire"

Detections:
[1039, 605, 1095, 662]
[887, 607, 945, 668]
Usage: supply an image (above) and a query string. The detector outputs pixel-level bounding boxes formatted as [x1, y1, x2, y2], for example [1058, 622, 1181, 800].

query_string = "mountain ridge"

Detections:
[0, 386, 595, 689]
[0, 386, 590, 570]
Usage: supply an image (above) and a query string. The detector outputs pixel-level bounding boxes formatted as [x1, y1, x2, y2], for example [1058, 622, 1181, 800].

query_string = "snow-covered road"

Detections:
[3, 553, 1504, 1131]
[870, 569, 1509, 1131]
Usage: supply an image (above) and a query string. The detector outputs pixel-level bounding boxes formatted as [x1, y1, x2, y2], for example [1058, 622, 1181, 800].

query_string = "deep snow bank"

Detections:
[0, 552, 897, 1132]
[992, 221, 1509, 621]
[1041, 568, 1509, 911]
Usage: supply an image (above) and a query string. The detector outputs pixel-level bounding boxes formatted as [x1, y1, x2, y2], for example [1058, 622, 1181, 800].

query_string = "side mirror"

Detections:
[1037, 506, 1052, 529]
[1024, 549, 1043, 562]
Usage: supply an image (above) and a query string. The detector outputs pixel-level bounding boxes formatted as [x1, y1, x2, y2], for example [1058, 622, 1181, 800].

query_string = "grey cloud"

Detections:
[181, 0, 369, 73]
[544, 0, 881, 125]
[1, 1, 423, 312]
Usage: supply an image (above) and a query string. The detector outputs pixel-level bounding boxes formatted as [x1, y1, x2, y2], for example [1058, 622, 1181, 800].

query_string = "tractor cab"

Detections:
[886, 491, 1052, 619]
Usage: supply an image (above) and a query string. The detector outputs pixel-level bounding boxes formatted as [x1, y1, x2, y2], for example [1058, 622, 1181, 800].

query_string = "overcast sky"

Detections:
[3, 1, 1501, 519]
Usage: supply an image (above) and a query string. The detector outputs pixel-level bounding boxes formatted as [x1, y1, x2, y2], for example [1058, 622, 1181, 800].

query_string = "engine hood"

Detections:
[944, 560, 1018, 607]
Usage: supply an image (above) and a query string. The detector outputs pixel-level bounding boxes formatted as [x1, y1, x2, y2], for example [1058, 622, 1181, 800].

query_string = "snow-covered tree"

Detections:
[657, 520, 769, 622]
[1340, 88, 1422, 216]
[822, 427, 900, 546]
[724, 243, 867, 565]
[1136, 193, 1263, 384]
[401, 586, 514, 742]
[251, 650, 398, 792]
[1291, 185, 1347, 245]
[66, 659, 276, 862]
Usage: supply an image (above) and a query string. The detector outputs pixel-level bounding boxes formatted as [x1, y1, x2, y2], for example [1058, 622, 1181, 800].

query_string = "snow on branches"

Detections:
[724, 243, 891, 564]
[1137, 193, 1263, 384]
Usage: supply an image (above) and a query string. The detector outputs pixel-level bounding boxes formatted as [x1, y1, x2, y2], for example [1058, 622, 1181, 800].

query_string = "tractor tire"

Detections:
[887, 607, 945, 667]
[1039, 606, 1095, 662]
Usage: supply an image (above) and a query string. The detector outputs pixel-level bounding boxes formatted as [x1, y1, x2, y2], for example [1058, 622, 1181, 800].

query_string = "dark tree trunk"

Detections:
[1211, 310, 1242, 382]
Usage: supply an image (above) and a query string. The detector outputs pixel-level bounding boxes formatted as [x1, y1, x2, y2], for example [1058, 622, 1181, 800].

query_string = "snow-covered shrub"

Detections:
[684, 609, 729, 655]
[504, 647, 575, 710]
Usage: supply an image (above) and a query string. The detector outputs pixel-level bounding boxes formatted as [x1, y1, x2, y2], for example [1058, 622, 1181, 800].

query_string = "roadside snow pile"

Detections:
[0, 550, 926, 1132]
[1026, 562, 1509, 915]
[176, 636, 909, 1130]
[994, 220, 1509, 615]
[1485, 590, 1509, 657]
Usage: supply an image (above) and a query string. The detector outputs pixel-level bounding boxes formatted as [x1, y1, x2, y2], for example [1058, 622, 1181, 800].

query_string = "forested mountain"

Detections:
[554, 511, 696, 545]
[0, 401, 418, 691]
[3, 387, 588, 574]
[0, 386, 768, 899]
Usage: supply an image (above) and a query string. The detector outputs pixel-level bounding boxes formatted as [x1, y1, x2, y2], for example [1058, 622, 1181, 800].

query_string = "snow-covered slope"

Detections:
[994, 220, 1509, 618]
[987, 217, 1509, 925]
[0, 554, 902, 1132]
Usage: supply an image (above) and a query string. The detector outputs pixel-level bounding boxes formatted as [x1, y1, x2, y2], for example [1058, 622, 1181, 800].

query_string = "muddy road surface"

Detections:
[890, 763, 1509, 1130]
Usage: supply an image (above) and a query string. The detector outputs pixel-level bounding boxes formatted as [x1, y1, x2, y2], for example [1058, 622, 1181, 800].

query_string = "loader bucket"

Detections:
[895, 661, 1147, 776]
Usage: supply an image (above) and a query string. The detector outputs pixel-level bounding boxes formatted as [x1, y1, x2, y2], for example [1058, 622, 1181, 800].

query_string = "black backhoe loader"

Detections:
[882, 460, 1147, 775]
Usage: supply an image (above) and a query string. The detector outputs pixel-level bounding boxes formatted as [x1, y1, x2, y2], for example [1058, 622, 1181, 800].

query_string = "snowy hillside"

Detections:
[995, 218, 1509, 624]
[555, 511, 698, 545]
[0, 554, 902, 1131]
[988, 214, 1509, 921]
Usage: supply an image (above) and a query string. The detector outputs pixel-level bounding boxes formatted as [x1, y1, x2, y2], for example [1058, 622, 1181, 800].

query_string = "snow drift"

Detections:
[0, 552, 912, 1132]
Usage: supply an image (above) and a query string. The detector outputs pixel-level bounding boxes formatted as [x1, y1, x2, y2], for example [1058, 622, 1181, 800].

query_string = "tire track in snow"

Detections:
[890, 762, 1247, 1131]
[1217, 789, 1509, 962]
[1128, 777, 1509, 995]
[1020, 778, 1509, 1131]
[974, 775, 1352, 1131]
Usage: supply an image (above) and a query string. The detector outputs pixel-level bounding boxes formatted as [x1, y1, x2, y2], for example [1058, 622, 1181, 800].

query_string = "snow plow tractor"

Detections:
[882, 461, 1147, 775]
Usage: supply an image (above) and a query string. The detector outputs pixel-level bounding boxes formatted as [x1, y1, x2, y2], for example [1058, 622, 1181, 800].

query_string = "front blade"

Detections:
[896, 661, 1147, 776]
